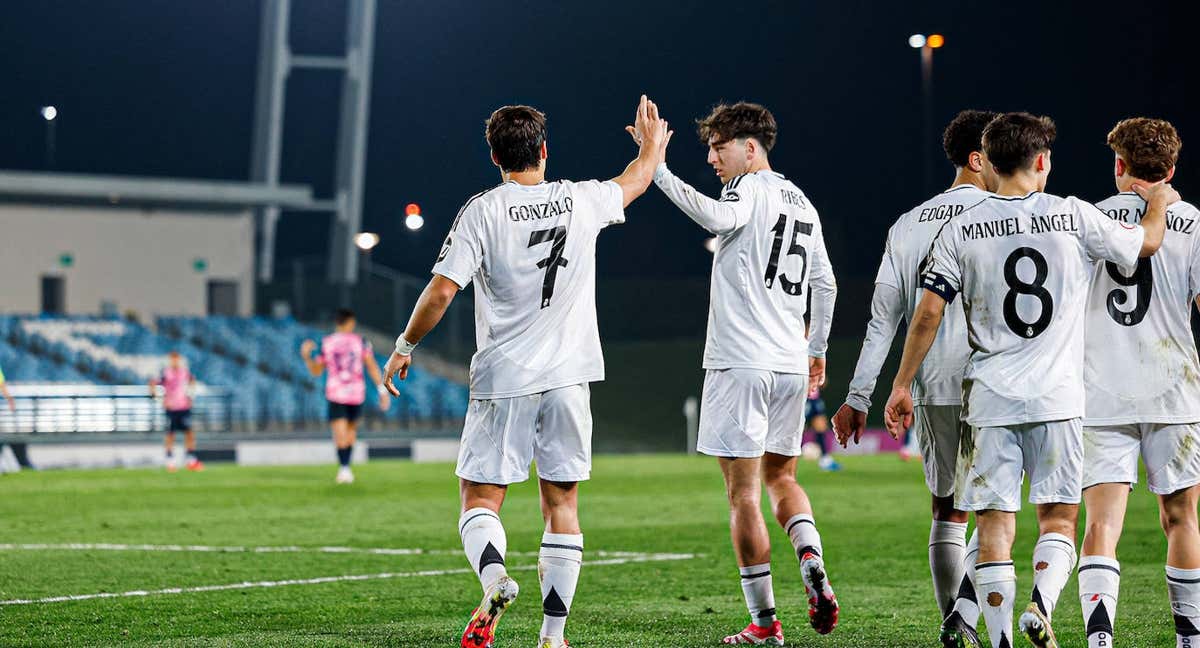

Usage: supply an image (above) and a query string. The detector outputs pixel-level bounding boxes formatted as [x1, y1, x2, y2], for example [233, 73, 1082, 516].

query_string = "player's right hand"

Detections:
[882, 387, 914, 440]
[382, 351, 411, 397]
[831, 404, 866, 447]
[300, 339, 316, 357]
[1133, 181, 1181, 207]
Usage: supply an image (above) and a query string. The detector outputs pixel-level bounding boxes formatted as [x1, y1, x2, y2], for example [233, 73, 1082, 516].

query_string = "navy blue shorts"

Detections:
[805, 398, 826, 420]
[328, 401, 363, 422]
[167, 409, 192, 432]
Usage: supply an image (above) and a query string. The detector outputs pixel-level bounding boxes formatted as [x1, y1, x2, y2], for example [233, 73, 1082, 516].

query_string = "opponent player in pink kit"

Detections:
[301, 308, 389, 484]
[148, 350, 202, 472]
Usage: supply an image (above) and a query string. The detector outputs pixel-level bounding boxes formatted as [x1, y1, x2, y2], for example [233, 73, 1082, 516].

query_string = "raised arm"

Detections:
[383, 274, 461, 395]
[299, 339, 324, 377]
[652, 166, 752, 235]
[612, 95, 673, 208]
[883, 290, 947, 439]
[1133, 181, 1181, 257]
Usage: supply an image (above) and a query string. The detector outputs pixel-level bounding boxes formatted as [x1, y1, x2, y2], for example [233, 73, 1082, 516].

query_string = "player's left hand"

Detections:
[807, 357, 826, 393]
[382, 351, 411, 397]
[882, 387, 914, 440]
[377, 391, 390, 412]
[831, 403, 867, 447]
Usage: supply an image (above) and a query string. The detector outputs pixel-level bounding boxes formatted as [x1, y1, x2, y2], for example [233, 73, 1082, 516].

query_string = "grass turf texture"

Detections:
[0, 455, 1178, 647]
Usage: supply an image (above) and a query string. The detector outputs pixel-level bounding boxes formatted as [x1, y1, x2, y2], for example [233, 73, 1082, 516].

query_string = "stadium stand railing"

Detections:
[0, 314, 467, 436]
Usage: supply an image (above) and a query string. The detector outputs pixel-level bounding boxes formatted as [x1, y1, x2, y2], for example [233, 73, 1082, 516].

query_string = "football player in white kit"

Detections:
[636, 102, 838, 645]
[1077, 118, 1200, 648]
[382, 97, 671, 648]
[830, 109, 997, 646]
[883, 112, 1177, 648]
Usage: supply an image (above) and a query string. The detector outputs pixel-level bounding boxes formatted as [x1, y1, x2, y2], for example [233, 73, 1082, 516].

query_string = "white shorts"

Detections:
[1083, 422, 1200, 495]
[697, 369, 808, 458]
[914, 404, 965, 499]
[455, 384, 592, 485]
[954, 419, 1083, 513]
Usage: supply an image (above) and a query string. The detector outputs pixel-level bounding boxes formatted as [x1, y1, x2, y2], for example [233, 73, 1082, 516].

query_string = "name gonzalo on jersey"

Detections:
[508, 197, 574, 222]
[960, 213, 1079, 240]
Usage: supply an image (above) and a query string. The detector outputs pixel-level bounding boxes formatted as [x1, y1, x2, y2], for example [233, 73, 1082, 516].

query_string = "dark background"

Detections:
[2, 1, 1195, 439]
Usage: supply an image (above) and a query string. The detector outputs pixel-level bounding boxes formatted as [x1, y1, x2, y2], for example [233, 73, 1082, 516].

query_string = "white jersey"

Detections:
[846, 185, 988, 412]
[1084, 194, 1200, 425]
[432, 179, 624, 399]
[653, 166, 836, 373]
[923, 192, 1144, 427]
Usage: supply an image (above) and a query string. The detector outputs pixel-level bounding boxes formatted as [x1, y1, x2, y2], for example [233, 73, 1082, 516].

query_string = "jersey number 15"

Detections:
[764, 214, 811, 296]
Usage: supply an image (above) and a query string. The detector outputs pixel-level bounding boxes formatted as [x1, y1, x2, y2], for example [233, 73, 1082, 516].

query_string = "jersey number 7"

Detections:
[529, 226, 569, 309]
[764, 214, 811, 296]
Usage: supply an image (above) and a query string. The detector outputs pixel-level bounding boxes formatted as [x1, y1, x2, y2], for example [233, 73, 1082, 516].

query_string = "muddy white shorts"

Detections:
[1082, 422, 1200, 495]
[697, 369, 808, 458]
[455, 384, 591, 485]
[914, 404, 966, 499]
[954, 418, 1083, 512]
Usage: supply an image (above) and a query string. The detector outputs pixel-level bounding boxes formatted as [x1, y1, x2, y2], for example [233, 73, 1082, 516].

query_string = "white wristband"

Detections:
[376, 383, 389, 396]
[394, 336, 418, 356]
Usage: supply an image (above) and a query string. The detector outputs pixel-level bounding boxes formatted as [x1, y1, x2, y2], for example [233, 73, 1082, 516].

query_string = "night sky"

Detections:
[2, 1, 1195, 290]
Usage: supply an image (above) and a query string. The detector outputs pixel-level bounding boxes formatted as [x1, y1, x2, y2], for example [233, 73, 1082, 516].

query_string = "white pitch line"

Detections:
[0, 543, 652, 558]
[0, 553, 697, 606]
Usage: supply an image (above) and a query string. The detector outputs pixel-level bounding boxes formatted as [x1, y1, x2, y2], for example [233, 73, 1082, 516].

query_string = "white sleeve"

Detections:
[571, 179, 625, 229]
[1075, 197, 1143, 267]
[920, 223, 962, 303]
[806, 220, 837, 358]
[873, 230, 900, 289]
[653, 164, 754, 235]
[431, 202, 485, 289]
[844, 281, 906, 413]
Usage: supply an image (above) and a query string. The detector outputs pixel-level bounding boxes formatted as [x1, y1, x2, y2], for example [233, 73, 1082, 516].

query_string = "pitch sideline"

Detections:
[0, 547, 698, 606]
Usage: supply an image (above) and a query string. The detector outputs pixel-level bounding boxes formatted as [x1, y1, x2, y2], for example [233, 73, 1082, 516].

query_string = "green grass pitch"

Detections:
[0, 455, 1179, 646]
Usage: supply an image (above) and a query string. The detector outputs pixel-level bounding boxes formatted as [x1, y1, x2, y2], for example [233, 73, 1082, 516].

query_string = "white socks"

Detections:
[930, 520, 968, 618]
[1078, 555, 1119, 648]
[1167, 565, 1200, 647]
[459, 508, 508, 591]
[785, 513, 823, 562]
[1031, 533, 1077, 619]
[738, 563, 777, 627]
[539, 532, 583, 640]
[945, 528, 981, 630]
[977, 561, 1016, 648]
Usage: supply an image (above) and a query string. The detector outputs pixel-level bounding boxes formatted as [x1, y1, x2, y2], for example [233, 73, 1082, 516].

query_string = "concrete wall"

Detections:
[0, 204, 254, 317]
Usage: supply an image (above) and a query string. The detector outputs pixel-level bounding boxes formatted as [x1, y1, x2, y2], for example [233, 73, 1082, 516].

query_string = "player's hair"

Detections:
[334, 308, 355, 326]
[696, 102, 778, 152]
[942, 110, 999, 167]
[1107, 117, 1181, 183]
[982, 112, 1057, 175]
[485, 105, 547, 173]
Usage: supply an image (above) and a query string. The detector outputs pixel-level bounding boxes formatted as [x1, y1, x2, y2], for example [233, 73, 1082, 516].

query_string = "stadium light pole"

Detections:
[910, 34, 944, 196]
[41, 106, 57, 170]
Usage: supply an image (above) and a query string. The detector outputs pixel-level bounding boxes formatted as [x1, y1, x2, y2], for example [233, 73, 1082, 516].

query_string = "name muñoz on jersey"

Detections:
[923, 192, 1144, 427]
[433, 179, 623, 399]
[653, 168, 836, 373]
[871, 185, 989, 406]
[1085, 194, 1200, 425]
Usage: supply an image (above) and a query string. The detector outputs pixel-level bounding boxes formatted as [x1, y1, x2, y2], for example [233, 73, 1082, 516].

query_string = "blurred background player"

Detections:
[884, 112, 1175, 648]
[1078, 118, 1200, 648]
[644, 101, 838, 645]
[383, 97, 668, 648]
[805, 385, 840, 472]
[832, 109, 997, 645]
[0, 360, 14, 413]
[300, 308, 388, 485]
[148, 350, 202, 472]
